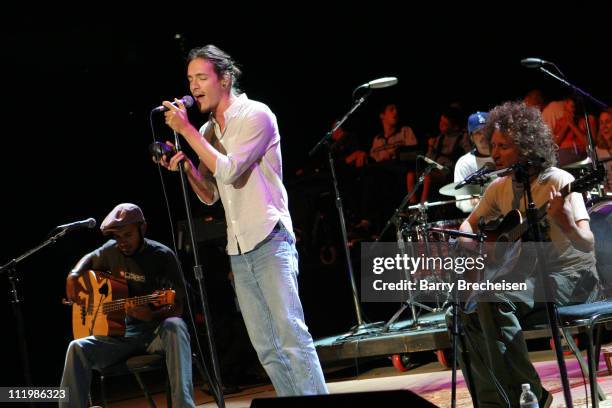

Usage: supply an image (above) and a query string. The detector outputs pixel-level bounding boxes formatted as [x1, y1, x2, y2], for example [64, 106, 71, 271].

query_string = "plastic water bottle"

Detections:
[520, 383, 539, 408]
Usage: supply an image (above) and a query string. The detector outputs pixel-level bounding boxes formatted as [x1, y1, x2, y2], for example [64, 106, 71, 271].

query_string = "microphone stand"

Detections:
[535, 64, 608, 182]
[0, 227, 72, 396]
[537, 65, 608, 111]
[172, 132, 225, 408]
[515, 164, 574, 408]
[417, 227, 484, 408]
[309, 90, 383, 335]
[530, 65, 609, 405]
[377, 166, 437, 331]
[377, 165, 436, 241]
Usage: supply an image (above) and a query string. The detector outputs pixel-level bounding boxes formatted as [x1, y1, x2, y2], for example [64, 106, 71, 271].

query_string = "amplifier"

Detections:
[177, 217, 227, 250]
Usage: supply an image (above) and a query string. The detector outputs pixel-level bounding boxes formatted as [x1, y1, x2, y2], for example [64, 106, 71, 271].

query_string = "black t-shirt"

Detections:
[83, 238, 185, 337]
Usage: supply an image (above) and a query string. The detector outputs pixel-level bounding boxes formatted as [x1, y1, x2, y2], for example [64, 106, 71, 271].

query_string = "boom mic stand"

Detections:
[377, 165, 437, 241]
[527, 60, 610, 407]
[419, 227, 484, 408]
[172, 132, 225, 408]
[530, 61, 608, 184]
[309, 89, 384, 335]
[1, 226, 76, 403]
[516, 163, 574, 408]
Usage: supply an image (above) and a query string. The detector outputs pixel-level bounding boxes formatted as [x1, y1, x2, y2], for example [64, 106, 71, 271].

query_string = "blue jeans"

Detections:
[230, 223, 328, 396]
[59, 317, 195, 408]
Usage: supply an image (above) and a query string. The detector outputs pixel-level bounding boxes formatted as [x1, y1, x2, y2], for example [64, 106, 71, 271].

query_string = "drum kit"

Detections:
[398, 174, 494, 243]
[379, 176, 493, 330]
[562, 156, 612, 200]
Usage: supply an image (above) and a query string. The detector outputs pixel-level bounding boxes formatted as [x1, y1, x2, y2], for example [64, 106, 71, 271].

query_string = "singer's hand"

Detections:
[163, 98, 192, 135]
[153, 142, 193, 173]
[159, 151, 194, 173]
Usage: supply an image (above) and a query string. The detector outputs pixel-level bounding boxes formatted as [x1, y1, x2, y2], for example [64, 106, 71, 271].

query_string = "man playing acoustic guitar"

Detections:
[59, 203, 196, 408]
[454, 102, 600, 408]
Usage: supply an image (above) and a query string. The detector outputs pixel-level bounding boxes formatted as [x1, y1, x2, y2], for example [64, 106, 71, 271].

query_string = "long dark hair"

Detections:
[187, 44, 242, 93]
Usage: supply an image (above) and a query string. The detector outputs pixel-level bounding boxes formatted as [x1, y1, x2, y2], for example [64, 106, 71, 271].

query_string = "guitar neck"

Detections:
[102, 293, 162, 314]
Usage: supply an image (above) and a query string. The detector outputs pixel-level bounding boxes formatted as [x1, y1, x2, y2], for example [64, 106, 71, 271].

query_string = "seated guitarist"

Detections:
[453, 102, 600, 408]
[59, 203, 196, 408]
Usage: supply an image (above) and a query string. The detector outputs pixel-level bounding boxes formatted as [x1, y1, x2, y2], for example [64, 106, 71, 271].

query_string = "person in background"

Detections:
[523, 89, 545, 112]
[542, 95, 589, 166]
[454, 111, 494, 213]
[595, 107, 612, 194]
[355, 102, 419, 233]
[422, 106, 467, 203]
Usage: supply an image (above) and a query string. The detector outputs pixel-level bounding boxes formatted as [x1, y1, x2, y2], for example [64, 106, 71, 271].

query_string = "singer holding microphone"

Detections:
[156, 44, 328, 396]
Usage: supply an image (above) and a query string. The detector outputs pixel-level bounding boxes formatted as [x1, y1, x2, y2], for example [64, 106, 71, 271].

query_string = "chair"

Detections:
[523, 197, 612, 407]
[552, 198, 612, 407]
[95, 353, 171, 408]
[523, 301, 612, 408]
[555, 301, 612, 408]
[94, 352, 212, 407]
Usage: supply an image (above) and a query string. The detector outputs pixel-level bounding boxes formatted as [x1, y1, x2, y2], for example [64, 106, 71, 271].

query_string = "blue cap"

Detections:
[468, 111, 488, 134]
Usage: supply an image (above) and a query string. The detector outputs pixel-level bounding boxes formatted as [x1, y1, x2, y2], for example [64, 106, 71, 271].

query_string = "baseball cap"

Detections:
[100, 203, 145, 235]
[468, 111, 488, 134]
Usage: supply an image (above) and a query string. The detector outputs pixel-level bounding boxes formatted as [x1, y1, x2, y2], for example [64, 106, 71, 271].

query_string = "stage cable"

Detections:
[147, 111, 220, 398]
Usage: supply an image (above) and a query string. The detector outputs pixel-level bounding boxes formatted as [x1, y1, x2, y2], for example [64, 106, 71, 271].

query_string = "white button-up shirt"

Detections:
[198, 94, 293, 255]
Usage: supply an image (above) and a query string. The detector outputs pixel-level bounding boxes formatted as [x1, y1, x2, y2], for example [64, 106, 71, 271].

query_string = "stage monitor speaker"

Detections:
[250, 389, 439, 407]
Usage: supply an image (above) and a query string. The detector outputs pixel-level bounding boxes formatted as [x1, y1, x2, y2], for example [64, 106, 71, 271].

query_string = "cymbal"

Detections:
[439, 182, 484, 197]
[563, 157, 592, 169]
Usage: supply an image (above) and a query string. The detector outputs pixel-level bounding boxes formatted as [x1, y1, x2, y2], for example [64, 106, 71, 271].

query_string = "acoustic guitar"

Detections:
[483, 170, 601, 263]
[68, 270, 175, 339]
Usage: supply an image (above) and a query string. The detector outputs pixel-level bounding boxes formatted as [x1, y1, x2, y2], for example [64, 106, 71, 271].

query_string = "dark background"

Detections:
[1, 10, 610, 387]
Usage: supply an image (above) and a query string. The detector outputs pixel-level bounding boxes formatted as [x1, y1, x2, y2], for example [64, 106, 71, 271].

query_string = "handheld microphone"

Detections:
[151, 95, 195, 113]
[418, 155, 449, 172]
[54, 218, 97, 232]
[520, 58, 550, 69]
[149, 141, 177, 161]
[356, 77, 398, 89]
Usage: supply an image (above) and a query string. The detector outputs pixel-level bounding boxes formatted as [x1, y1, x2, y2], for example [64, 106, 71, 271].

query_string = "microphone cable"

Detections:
[147, 109, 224, 400]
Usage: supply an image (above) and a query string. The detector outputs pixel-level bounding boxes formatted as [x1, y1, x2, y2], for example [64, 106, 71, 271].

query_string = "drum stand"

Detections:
[381, 217, 437, 332]
[377, 166, 443, 332]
